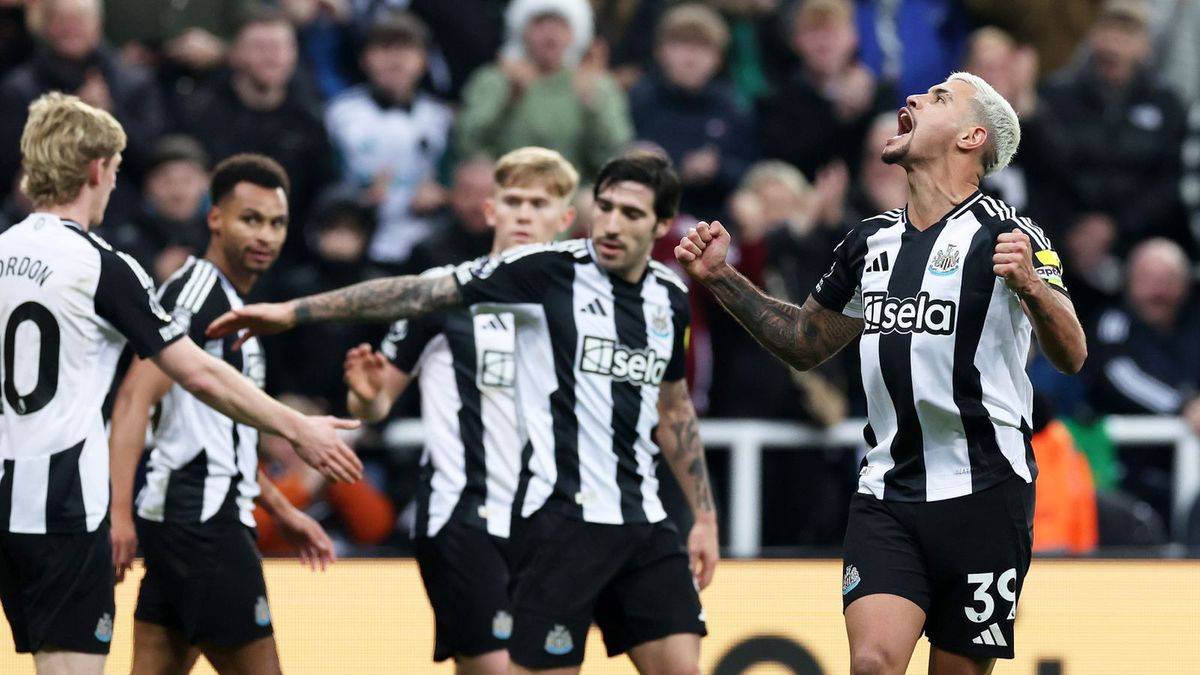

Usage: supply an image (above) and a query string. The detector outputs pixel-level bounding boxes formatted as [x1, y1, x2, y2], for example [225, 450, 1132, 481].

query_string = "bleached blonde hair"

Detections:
[20, 92, 126, 208]
[947, 71, 1020, 177]
[495, 146, 581, 202]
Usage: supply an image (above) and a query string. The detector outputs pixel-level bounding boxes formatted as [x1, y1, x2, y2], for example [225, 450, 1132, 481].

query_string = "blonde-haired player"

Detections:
[0, 94, 361, 675]
[342, 147, 577, 675]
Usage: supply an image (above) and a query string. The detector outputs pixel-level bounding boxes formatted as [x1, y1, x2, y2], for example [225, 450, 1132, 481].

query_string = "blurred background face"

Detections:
[523, 13, 572, 71]
[451, 161, 496, 234]
[485, 182, 572, 251]
[317, 219, 368, 263]
[1127, 245, 1189, 329]
[1089, 20, 1150, 88]
[965, 34, 1017, 101]
[232, 21, 298, 90]
[43, 0, 101, 60]
[211, 182, 289, 274]
[793, 15, 856, 78]
[363, 43, 426, 100]
[656, 39, 721, 91]
[145, 160, 208, 223]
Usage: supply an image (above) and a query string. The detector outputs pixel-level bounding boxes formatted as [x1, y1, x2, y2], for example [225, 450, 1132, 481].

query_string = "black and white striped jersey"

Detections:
[0, 213, 184, 534]
[453, 240, 690, 526]
[136, 258, 264, 528]
[813, 192, 1067, 502]
[382, 261, 524, 539]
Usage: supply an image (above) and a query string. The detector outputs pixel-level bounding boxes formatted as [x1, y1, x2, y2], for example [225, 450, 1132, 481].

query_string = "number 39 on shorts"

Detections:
[964, 568, 1018, 623]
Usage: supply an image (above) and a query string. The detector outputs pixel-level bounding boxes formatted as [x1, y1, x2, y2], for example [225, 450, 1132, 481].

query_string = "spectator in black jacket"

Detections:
[0, 0, 166, 222]
[178, 6, 337, 263]
[1084, 237, 1200, 527]
[1038, 0, 1189, 253]
[402, 156, 497, 274]
[630, 3, 754, 222]
[95, 135, 211, 283]
[756, 0, 893, 182]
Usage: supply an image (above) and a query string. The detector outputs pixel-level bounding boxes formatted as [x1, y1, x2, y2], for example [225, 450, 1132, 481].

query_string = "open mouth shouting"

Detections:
[892, 107, 915, 142]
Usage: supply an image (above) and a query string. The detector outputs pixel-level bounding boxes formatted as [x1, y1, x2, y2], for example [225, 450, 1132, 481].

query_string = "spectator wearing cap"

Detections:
[178, 6, 336, 261]
[456, 0, 632, 181]
[98, 135, 212, 283]
[629, 3, 755, 222]
[325, 11, 453, 268]
[0, 0, 166, 219]
[1038, 0, 1189, 254]
[756, 0, 893, 182]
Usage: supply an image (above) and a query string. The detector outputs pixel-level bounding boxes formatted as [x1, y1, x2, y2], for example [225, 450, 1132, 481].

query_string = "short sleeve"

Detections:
[454, 246, 553, 306]
[811, 229, 864, 318]
[380, 315, 443, 374]
[662, 282, 690, 382]
[1013, 217, 1069, 296]
[157, 264, 226, 345]
[95, 249, 184, 358]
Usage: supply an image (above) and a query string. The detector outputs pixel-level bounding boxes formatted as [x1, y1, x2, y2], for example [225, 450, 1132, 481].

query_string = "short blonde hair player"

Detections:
[0, 95, 363, 675]
[342, 147, 577, 675]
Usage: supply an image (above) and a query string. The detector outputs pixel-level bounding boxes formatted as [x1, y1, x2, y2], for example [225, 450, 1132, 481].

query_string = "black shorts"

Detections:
[135, 517, 273, 646]
[0, 521, 116, 654]
[414, 522, 511, 662]
[842, 476, 1035, 659]
[507, 508, 706, 669]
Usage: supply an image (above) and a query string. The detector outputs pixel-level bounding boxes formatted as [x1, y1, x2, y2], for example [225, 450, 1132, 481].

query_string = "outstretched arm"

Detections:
[676, 221, 863, 371]
[109, 356, 175, 582]
[255, 470, 336, 571]
[656, 379, 718, 590]
[205, 273, 462, 345]
[994, 229, 1087, 374]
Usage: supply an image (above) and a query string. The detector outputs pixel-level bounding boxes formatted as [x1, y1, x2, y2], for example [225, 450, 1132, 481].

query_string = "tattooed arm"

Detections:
[676, 221, 863, 371]
[656, 378, 718, 589]
[206, 273, 462, 344]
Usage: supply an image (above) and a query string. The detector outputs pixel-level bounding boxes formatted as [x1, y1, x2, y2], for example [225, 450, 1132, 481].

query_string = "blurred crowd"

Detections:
[2, 0, 1199, 554]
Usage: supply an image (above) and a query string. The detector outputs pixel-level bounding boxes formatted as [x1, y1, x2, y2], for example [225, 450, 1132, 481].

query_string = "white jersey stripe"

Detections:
[572, 264, 621, 523]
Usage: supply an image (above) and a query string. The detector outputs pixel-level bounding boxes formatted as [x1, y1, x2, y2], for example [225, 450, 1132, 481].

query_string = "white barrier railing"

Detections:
[384, 416, 1200, 557]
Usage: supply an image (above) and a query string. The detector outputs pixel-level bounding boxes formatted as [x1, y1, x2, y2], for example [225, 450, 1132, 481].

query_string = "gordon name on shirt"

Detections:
[0, 256, 53, 286]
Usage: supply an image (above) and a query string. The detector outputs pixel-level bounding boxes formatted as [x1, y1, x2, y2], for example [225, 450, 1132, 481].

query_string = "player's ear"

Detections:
[206, 205, 222, 236]
[958, 124, 988, 154]
[482, 197, 497, 229]
[558, 205, 576, 234]
[87, 157, 105, 186]
[653, 217, 672, 240]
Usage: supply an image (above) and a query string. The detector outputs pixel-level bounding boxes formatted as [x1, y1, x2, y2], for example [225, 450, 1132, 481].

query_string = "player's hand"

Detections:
[993, 229, 1040, 297]
[111, 512, 138, 583]
[343, 344, 388, 402]
[687, 515, 719, 590]
[292, 415, 364, 484]
[275, 504, 336, 571]
[675, 220, 733, 284]
[206, 301, 298, 350]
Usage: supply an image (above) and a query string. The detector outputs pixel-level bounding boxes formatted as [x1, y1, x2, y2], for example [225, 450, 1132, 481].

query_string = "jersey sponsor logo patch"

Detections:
[928, 244, 962, 276]
[842, 565, 861, 595]
[862, 292, 957, 335]
[94, 612, 113, 643]
[479, 350, 516, 388]
[254, 595, 272, 626]
[579, 336, 669, 385]
[544, 624, 574, 655]
[492, 610, 513, 640]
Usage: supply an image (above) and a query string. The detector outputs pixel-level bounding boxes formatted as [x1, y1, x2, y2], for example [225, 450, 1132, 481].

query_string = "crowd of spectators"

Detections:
[2, 0, 1199, 553]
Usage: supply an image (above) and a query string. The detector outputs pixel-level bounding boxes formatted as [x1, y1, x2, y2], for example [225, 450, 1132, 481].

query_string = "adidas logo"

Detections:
[971, 623, 1007, 647]
[479, 315, 507, 331]
[866, 252, 890, 273]
[580, 298, 607, 317]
